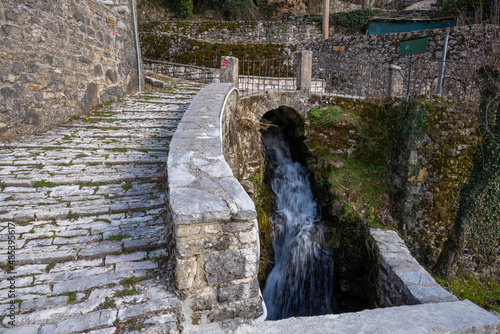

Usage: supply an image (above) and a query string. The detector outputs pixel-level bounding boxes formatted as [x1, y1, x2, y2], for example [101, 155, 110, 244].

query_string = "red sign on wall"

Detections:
[221, 60, 226, 68]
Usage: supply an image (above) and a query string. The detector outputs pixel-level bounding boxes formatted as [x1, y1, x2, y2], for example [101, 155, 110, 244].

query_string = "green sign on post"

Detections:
[399, 37, 428, 56]
[399, 37, 428, 100]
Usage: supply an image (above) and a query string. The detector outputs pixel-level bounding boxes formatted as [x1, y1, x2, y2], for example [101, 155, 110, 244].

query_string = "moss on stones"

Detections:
[141, 32, 295, 68]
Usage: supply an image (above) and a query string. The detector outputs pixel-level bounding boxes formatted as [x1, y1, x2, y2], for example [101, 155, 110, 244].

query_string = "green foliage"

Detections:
[176, 0, 193, 19]
[329, 9, 382, 33]
[435, 275, 500, 312]
[397, 98, 430, 151]
[149, 250, 169, 266]
[98, 297, 116, 309]
[114, 289, 138, 298]
[60, 292, 77, 304]
[307, 106, 344, 126]
[435, 66, 500, 279]
[436, 0, 496, 22]
[119, 276, 146, 289]
[222, 0, 260, 21]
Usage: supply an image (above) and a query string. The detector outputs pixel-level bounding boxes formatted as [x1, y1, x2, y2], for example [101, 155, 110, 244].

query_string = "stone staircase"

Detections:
[0, 77, 206, 333]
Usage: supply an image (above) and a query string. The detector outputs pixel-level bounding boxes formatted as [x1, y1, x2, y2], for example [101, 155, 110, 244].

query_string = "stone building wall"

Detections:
[0, 0, 141, 140]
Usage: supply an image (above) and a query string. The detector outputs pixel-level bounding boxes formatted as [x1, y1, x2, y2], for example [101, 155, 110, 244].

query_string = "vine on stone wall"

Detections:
[434, 66, 500, 279]
[396, 98, 430, 179]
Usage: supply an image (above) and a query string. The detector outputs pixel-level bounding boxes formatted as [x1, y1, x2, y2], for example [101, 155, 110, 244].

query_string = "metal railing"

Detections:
[238, 56, 298, 96]
[312, 56, 391, 100]
[408, 59, 481, 102]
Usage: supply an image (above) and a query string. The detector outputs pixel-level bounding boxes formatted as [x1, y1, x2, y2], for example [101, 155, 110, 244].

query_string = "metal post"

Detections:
[322, 0, 329, 39]
[406, 54, 412, 101]
[131, 0, 141, 91]
[437, 31, 449, 95]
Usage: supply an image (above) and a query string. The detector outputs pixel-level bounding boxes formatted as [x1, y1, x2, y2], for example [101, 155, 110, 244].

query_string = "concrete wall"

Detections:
[0, 0, 141, 140]
[166, 83, 261, 326]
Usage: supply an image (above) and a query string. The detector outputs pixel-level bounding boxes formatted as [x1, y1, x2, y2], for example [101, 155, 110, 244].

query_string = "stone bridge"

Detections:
[0, 75, 499, 333]
[165, 78, 500, 333]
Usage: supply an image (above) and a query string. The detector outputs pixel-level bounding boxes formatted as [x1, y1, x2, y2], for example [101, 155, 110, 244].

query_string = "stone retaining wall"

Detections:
[144, 18, 323, 45]
[166, 83, 261, 326]
[369, 229, 457, 307]
[144, 59, 220, 84]
[0, 0, 141, 140]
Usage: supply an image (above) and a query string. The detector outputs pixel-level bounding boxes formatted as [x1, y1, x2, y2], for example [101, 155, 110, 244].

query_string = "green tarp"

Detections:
[367, 20, 456, 35]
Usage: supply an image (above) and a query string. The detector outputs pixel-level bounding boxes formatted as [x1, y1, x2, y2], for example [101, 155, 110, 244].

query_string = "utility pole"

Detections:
[323, 0, 329, 39]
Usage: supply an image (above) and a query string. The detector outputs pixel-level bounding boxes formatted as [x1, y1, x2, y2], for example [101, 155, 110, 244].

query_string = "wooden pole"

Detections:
[322, 0, 329, 39]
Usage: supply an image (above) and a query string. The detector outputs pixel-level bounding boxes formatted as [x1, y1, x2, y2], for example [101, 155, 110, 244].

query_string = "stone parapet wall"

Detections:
[166, 83, 261, 326]
[369, 229, 457, 307]
[144, 59, 220, 84]
[0, 0, 141, 140]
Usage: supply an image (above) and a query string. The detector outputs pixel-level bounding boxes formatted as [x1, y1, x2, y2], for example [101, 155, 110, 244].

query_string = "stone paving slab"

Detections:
[0, 76, 204, 333]
[184, 300, 500, 334]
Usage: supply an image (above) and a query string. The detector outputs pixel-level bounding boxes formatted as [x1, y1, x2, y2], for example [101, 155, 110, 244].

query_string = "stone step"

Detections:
[0, 75, 204, 333]
[0, 278, 181, 333]
[60, 119, 182, 129]
[0, 150, 169, 166]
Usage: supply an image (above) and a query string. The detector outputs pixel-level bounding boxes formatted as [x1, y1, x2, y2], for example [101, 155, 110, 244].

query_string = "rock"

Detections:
[205, 250, 246, 285]
[39, 309, 116, 333]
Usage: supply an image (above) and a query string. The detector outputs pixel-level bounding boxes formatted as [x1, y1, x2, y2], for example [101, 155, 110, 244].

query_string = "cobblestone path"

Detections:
[0, 77, 205, 334]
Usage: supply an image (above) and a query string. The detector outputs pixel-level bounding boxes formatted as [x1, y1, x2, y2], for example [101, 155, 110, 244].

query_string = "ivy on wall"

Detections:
[434, 66, 500, 279]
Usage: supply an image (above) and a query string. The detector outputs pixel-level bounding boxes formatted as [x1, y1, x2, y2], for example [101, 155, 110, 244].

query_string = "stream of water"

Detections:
[262, 131, 335, 320]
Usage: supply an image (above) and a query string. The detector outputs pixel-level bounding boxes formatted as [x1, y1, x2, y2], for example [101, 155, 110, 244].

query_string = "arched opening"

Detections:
[261, 106, 308, 166]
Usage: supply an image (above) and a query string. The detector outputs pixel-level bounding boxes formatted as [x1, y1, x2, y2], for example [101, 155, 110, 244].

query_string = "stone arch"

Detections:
[261, 105, 308, 166]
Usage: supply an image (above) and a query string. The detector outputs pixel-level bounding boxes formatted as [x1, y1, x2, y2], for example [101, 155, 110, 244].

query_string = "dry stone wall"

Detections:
[145, 18, 323, 45]
[0, 0, 141, 140]
[304, 24, 499, 69]
[144, 59, 220, 84]
[166, 83, 261, 325]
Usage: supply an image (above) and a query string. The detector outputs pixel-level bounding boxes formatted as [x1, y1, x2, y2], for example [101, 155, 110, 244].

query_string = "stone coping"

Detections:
[167, 83, 257, 225]
[369, 229, 458, 306]
[216, 300, 499, 333]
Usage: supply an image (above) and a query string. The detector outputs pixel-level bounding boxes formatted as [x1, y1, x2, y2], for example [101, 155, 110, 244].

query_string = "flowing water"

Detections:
[262, 131, 335, 320]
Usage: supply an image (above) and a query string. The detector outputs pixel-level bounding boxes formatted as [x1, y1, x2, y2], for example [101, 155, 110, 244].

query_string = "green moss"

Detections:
[108, 234, 131, 241]
[435, 275, 500, 312]
[251, 170, 275, 287]
[32, 180, 56, 188]
[60, 292, 77, 304]
[114, 289, 137, 298]
[141, 31, 295, 69]
[98, 297, 116, 309]
[305, 97, 397, 228]
[119, 276, 146, 289]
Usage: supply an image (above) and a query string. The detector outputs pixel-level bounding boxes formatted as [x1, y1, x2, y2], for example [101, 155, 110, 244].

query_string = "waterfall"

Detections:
[262, 131, 335, 320]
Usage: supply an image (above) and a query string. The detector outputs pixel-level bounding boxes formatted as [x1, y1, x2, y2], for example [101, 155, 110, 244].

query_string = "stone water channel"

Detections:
[0, 77, 205, 333]
[261, 131, 334, 320]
